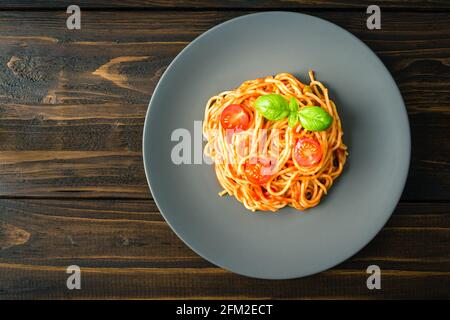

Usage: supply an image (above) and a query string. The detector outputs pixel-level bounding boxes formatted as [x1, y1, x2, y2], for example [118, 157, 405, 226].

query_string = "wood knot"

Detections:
[0, 222, 31, 250]
[92, 56, 150, 92]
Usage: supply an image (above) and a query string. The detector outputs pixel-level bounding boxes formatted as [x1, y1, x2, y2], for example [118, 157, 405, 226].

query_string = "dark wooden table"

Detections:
[0, 0, 449, 300]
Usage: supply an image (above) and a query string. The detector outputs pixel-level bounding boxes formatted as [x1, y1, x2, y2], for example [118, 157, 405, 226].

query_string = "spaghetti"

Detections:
[203, 71, 347, 212]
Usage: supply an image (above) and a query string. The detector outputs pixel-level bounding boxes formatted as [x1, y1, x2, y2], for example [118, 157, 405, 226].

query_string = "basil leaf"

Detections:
[288, 112, 298, 128]
[255, 94, 290, 121]
[298, 106, 333, 131]
[288, 97, 298, 113]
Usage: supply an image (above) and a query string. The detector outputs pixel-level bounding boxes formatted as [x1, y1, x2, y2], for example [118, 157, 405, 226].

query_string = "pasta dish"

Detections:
[203, 71, 347, 212]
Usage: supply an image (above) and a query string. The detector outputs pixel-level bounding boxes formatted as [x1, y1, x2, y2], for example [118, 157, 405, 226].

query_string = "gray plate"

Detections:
[143, 12, 410, 279]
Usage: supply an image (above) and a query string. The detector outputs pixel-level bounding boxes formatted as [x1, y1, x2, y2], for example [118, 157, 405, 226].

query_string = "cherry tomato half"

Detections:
[220, 104, 250, 132]
[293, 137, 323, 167]
[244, 158, 275, 185]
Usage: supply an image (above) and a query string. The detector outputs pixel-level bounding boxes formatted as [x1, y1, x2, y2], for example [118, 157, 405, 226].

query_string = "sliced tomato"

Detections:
[244, 157, 275, 185]
[293, 137, 323, 167]
[220, 104, 250, 132]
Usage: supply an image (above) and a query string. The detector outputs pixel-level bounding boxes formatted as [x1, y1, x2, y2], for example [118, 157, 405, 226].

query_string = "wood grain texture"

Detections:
[0, 199, 448, 299]
[0, 11, 449, 200]
[0, 4, 449, 299]
[1, 265, 448, 299]
[0, 0, 449, 10]
[0, 151, 148, 198]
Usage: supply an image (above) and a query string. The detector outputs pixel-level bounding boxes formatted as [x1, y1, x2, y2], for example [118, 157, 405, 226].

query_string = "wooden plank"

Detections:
[0, 199, 448, 299]
[0, 0, 449, 10]
[0, 11, 449, 200]
[0, 151, 148, 198]
[0, 200, 447, 269]
[0, 265, 448, 299]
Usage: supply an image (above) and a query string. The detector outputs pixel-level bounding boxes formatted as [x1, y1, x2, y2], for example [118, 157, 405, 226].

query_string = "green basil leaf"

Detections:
[255, 94, 290, 121]
[288, 97, 298, 113]
[288, 112, 298, 128]
[298, 106, 333, 131]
